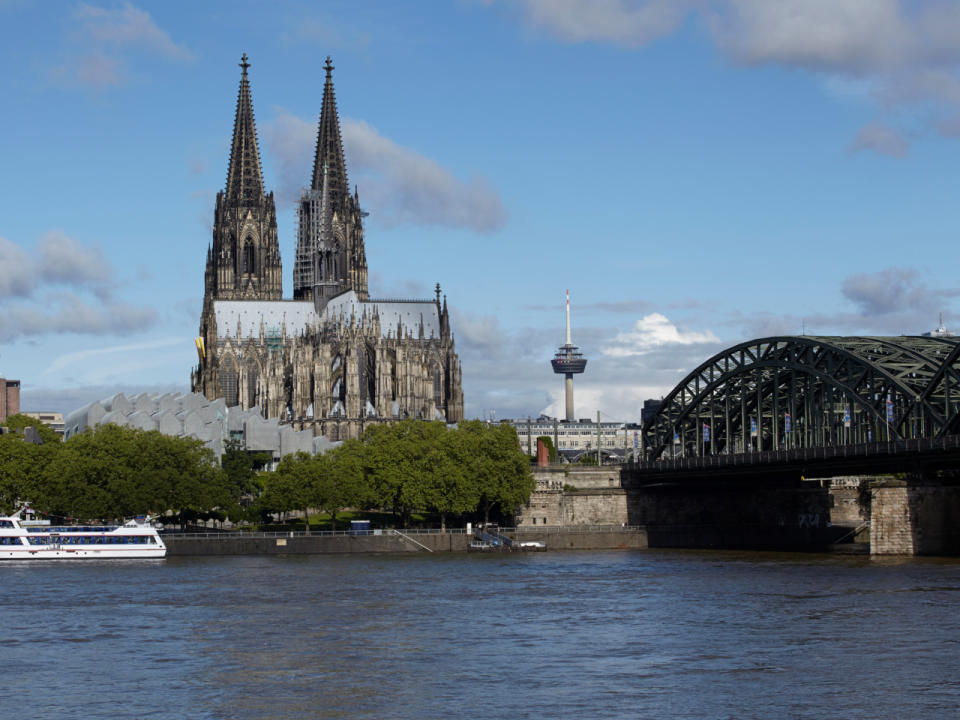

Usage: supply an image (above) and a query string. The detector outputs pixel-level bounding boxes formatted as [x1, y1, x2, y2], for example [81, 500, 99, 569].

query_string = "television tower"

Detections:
[551, 290, 587, 421]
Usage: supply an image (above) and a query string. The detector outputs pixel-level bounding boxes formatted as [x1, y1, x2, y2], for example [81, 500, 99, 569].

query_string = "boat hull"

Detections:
[1, 547, 166, 559]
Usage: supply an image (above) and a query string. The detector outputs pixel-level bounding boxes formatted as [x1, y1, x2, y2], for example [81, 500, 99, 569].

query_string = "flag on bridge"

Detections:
[750, 417, 757, 438]
[673, 431, 680, 445]
[844, 407, 851, 428]
[784, 412, 791, 433]
[702, 423, 710, 442]
[633, 431, 639, 449]
[886, 395, 895, 424]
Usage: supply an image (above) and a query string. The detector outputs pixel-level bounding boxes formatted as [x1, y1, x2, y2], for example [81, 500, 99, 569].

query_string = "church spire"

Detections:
[225, 53, 265, 202]
[311, 56, 348, 204]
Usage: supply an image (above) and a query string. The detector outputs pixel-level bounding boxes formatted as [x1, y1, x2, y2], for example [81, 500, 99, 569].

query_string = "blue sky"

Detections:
[3, 0, 960, 421]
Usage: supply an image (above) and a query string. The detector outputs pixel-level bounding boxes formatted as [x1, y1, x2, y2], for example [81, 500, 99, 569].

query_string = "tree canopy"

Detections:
[1, 423, 229, 520]
[0, 418, 534, 528]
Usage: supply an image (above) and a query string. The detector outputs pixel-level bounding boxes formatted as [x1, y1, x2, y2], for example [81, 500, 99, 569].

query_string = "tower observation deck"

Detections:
[551, 290, 587, 422]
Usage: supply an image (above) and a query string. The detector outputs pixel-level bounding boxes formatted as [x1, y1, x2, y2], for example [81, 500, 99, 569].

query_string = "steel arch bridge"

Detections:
[643, 336, 960, 460]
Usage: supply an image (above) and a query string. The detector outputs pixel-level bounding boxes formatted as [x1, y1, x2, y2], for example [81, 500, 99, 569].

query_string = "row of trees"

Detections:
[0, 415, 534, 528]
[0, 416, 231, 520]
[260, 420, 534, 529]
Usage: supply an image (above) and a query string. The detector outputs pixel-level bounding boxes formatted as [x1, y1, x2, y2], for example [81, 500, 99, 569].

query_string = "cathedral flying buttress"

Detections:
[192, 55, 463, 441]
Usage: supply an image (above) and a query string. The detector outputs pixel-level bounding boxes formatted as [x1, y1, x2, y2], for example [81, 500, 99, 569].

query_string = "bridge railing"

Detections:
[628, 434, 960, 473]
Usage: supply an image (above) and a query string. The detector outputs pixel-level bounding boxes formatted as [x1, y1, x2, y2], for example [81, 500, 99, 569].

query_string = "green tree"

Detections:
[263, 452, 315, 529]
[2, 413, 61, 445]
[324, 439, 368, 529]
[0, 432, 54, 514]
[363, 419, 442, 527]
[221, 437, 271, 522]
[38, 424, 228, 521]
[458, 421, 534, 525]
[425, 428, 477, 531]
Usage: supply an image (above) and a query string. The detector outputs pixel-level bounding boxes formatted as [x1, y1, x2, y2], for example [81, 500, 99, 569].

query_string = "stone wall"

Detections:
[562, 490, 628, 526]
[164, 528, 647, 555]
[516, 466, 627, 527]
[166, 532, 472, 555]
[828, 476, 872, 527]
[871, 483, 960, 555]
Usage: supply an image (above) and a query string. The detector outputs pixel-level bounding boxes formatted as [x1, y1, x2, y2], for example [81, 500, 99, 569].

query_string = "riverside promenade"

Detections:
[162, 525, 647, 555]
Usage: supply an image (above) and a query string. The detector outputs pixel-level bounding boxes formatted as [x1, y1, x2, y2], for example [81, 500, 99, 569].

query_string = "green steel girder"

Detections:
[644, 336, 960, 460]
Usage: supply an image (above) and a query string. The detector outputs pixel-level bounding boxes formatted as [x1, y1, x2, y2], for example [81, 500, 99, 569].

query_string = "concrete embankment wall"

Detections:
[164, 529, 648, 556]
[166, 532, 471, 556]
[513, 529, 647, 550]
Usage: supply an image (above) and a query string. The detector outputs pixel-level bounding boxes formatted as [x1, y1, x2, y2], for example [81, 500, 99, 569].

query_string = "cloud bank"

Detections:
[49, 2, 192, 89]
[491, 0, 960, 155]
[0, 232, 156, 341]
[265, 109, 507, 232]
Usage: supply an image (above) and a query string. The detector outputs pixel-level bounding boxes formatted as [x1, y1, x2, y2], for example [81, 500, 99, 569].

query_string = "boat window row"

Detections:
[27, 526, 118, 533]
[0, 537, 24, 545]
[0, 521, 15, 528]
[27, 536, 158, 545]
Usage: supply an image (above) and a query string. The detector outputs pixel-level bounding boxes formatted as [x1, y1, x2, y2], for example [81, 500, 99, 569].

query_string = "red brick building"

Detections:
[0, 378, 20, 423]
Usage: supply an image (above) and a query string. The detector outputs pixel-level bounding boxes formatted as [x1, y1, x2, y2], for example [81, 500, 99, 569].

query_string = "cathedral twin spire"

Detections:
[206, 53, 367, 307]
[294, 55, 368, 306]
[225, 54, 265, 203]
[311, 57, 349, 206]
[205, 53, 281, 302]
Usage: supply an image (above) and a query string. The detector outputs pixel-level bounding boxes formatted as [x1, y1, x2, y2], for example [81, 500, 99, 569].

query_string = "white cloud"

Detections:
[0, 236, 32, 298]
[0, 296, 156, 342]
[848, 123, 909, 157]
[841, 266, 942, 316]
[0, 233, 156, 341]
[490, 0, 960, 155]
[263, 109, 315, 204]
[36, 231, 112, 289]
[602, 313, 719, 357]
[264, 109, 508, 232]
[709, 0, 911, 72]
[510, 0, 699, 47]
[76, 2, 192, 60]
[539, 383, 668, 422]
[49, 2, 192, 89]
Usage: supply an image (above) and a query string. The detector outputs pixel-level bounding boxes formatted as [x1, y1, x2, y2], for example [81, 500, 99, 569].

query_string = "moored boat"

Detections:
[0, 509, 166, 559]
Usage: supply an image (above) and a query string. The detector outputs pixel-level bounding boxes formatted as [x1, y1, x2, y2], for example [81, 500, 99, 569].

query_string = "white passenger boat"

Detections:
[0, 509, 166, 559]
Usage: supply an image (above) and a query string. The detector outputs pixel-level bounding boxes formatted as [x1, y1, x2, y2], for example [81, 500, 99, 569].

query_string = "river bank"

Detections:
[162, 526, 648, 555]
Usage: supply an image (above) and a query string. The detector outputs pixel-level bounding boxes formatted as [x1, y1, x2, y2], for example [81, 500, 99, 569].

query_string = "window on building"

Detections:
[246, 358, 259, 409]
[243, 239, 255, 274]
[219, 361, 238, 407]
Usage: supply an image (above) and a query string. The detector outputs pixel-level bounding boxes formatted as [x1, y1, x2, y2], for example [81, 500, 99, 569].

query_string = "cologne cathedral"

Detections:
[191, 55, 464, 440]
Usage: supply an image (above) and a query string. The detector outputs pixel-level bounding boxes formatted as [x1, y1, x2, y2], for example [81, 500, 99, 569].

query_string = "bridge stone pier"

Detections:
[870, 477, 960, 555]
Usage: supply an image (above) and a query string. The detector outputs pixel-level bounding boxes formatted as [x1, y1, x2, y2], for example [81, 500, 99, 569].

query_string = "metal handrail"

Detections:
[161, 525, 645, 540]
[391, 529, 434, 552]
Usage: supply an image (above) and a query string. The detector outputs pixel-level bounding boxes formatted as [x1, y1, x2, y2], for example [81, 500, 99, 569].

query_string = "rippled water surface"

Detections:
[4, 550, 960, 719]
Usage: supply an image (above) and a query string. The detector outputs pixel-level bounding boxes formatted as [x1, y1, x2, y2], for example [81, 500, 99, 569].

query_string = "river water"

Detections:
[3, 550, 960, 719]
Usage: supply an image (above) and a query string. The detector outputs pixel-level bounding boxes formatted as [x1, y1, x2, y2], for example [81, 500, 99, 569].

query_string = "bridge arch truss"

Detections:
[644, 336, 960, 460]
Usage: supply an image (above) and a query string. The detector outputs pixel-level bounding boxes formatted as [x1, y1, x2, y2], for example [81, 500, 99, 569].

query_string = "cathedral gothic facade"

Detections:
[192, 55, 464, 440]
